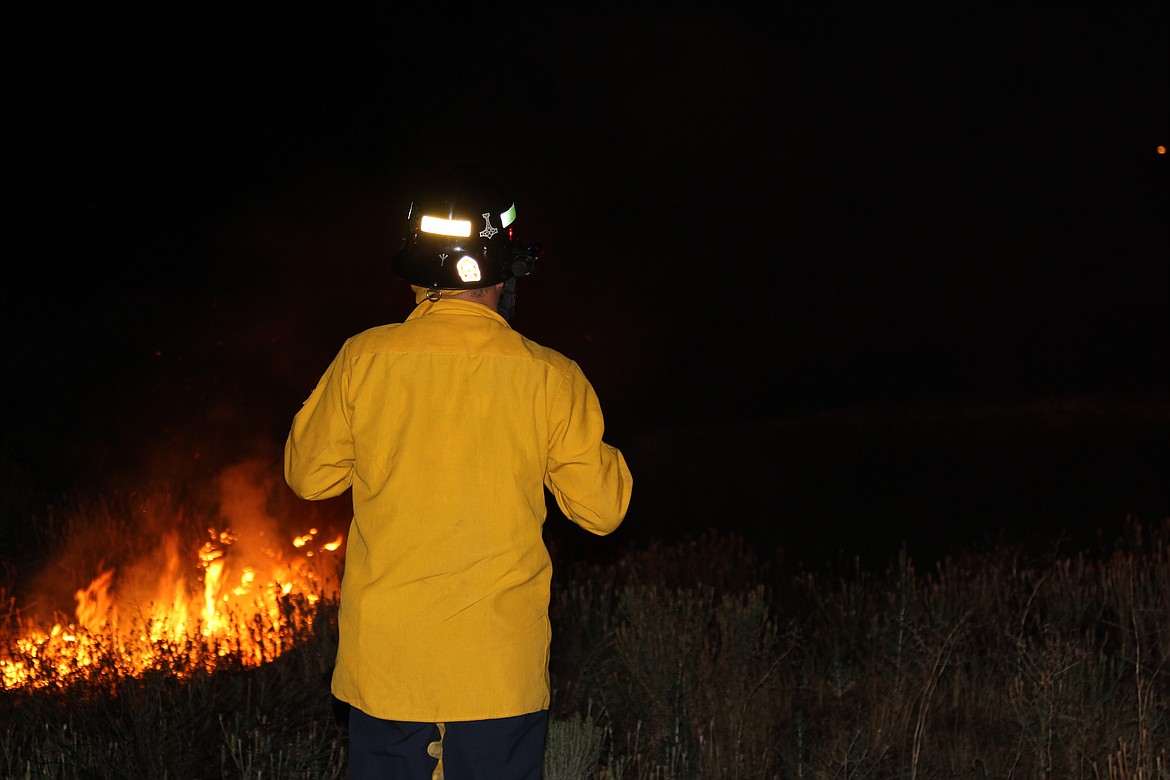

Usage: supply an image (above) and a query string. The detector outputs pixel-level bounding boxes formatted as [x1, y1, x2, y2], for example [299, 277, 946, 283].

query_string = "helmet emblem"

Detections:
[456, 256, 482, 282]
[438, 252, 448, 266]
[478, 213, 498, 239]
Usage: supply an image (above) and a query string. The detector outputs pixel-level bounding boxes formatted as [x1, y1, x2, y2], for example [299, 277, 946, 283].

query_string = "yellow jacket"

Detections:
[284, 296, 632, 721]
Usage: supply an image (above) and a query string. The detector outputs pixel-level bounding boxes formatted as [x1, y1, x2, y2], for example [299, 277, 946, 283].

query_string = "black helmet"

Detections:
[392, 165, 526, 291]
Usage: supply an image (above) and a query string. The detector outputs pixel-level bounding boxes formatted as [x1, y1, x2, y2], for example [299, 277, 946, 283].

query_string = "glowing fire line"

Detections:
[2, 525, 343, 691]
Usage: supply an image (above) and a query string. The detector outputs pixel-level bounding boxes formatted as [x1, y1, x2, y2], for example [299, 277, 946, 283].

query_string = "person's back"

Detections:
[284, 165, 632, 779]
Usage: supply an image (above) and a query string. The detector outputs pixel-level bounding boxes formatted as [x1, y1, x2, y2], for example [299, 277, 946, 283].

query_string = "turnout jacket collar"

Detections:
[405, 295, 509, 327]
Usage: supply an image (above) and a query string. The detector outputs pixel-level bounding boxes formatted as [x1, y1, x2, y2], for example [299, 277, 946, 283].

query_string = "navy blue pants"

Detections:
[347, 706, 548, 779]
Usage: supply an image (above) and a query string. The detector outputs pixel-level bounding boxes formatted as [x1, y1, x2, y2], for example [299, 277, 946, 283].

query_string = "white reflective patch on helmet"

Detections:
[500, 203, 517, 228]
[421, 215, 472, 237]
[456, 256, 482, 282]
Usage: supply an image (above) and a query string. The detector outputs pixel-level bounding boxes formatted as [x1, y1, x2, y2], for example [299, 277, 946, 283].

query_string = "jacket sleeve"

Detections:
[545, 362, 632, 535]
[284, 344, 355, 500]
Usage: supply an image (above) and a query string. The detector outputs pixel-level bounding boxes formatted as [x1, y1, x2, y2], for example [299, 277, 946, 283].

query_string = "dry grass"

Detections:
[1, 491, 1167, 779]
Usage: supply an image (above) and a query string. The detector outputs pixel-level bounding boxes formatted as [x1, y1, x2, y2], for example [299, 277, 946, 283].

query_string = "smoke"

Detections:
[213, 458, 285, 570]
[16, 453, 349, 628]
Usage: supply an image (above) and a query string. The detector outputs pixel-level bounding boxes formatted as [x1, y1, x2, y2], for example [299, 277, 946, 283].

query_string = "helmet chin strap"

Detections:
[498, 277, 519, 321]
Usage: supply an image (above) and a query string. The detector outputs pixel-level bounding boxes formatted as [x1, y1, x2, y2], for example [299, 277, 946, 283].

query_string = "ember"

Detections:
[1, 459, 345, 692]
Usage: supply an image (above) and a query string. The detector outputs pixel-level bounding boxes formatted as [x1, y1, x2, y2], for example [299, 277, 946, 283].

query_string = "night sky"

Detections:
[4, 6, 1168, 568]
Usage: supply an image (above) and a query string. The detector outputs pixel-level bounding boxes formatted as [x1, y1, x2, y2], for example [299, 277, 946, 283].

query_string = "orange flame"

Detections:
[1, 462, 345, 692]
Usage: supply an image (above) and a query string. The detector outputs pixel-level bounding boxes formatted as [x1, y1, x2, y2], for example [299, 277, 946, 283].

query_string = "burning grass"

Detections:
[1, 460, 344, 693]
[1, 473, 1168, 778]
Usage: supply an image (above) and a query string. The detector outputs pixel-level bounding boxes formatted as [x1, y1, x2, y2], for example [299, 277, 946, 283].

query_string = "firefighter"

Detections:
[284, 164, 632, 779]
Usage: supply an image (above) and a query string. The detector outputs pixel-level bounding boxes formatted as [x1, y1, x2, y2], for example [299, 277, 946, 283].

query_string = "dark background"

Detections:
[4, 6, 1168, 569]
